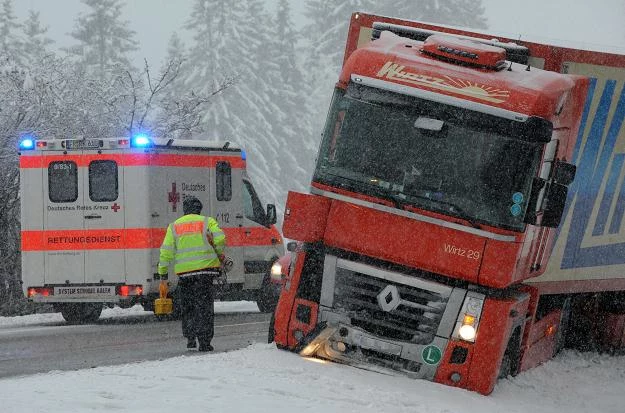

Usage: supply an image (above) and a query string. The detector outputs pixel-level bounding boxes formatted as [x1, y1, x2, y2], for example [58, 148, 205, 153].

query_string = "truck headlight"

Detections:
[453, 293, 485, 343]
[458, 324, 476, 341]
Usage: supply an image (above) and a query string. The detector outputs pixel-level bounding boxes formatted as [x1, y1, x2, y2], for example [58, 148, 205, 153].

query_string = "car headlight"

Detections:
[270, 262, 282, 282]
[453, 293, 485, 343]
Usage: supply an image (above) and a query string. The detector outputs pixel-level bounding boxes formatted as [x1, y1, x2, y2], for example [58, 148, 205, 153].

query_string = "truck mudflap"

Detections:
[297, 321, 449, 381]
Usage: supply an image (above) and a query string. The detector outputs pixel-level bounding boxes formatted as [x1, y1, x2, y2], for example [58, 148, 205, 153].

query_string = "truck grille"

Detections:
[333, 267, 449, 344]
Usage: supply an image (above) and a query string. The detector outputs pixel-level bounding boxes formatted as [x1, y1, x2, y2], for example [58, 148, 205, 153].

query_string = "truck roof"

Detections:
[339, 30, 580, 120]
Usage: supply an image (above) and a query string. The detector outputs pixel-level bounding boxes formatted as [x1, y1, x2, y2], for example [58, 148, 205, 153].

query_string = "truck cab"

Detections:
[271, 13, 625, 395]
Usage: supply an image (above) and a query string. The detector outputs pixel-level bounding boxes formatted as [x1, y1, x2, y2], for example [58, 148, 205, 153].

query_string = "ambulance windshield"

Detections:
[314, 85, 545, 231]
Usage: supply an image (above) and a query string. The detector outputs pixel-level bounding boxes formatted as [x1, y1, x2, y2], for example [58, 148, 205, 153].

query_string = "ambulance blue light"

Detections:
[241, 150, 247, 160]
[131, 134, 152, 148]
[19, 138, 35, 150]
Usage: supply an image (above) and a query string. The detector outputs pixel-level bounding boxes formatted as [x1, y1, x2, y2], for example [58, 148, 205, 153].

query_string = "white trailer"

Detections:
[19, 135, 284, 322]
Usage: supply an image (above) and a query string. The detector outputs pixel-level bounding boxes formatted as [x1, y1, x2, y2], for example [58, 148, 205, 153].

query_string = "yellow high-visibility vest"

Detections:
[157, 214, 225, 276]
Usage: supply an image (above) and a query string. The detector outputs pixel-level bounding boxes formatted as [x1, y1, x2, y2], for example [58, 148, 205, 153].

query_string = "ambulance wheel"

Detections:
[57, 303, 103, 324]
[257, 273, 280, 314]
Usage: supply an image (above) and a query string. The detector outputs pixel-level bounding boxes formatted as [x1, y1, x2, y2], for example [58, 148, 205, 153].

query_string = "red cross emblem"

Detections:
[111, 203, 121, 212]
[168, 183, 180, 212]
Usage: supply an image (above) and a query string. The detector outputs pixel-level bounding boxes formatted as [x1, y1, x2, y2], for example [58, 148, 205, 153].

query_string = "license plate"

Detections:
[64, 139, 102, 150]
[54, 285, 115, 297]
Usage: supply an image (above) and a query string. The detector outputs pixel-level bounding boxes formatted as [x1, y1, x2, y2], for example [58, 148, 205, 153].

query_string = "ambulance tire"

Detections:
[257, 271, 280, 314]
[57, 303, 103, 324]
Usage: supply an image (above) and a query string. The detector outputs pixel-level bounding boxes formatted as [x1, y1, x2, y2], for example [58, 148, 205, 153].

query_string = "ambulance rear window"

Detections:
[89, 160, 118, 202]
[216, 161, 232, 201]
[49, 161, 78, 203]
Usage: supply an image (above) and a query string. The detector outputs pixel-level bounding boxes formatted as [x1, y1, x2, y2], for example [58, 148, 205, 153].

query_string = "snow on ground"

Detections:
[0, 301, 259, 328]
[0, 343, 623, 413]
[1, 304, 623, 412]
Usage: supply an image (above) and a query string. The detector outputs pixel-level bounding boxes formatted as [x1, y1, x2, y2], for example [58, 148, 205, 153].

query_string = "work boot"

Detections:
[198, 337, 213, 352]
[186, 337, 197, 349]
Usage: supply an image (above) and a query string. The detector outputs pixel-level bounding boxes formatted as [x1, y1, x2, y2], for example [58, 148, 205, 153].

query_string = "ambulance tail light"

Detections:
[117, 285, 143, 297]
[130, 134, 153, 148]
[19, 137, 35, 150]
[27, 287, 52, 298]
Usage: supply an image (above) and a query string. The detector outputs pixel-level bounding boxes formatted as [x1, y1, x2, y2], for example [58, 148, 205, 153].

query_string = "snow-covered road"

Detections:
[1, 305, 623, 413]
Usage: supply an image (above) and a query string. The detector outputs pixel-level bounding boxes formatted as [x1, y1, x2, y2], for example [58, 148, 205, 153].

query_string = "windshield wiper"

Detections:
[389, 191, 482, 229]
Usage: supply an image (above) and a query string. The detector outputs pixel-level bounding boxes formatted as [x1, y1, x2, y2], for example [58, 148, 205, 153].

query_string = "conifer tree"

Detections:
[22, 10, 54, 65]
[267, 0, 313, 190]
[68, 0, 138, 79]
[0, 0, 23, 64]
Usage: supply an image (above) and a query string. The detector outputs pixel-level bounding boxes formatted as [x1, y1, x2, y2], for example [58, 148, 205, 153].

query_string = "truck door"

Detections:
[82, 151, 125, 284]
[43, 151, 85, 284]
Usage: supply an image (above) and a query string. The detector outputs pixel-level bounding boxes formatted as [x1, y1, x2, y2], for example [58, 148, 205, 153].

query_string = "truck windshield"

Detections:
[314, 85, 544, 231]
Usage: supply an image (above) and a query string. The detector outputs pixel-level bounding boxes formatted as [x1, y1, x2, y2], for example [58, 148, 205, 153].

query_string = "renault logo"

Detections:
[377, 285, 401, 312]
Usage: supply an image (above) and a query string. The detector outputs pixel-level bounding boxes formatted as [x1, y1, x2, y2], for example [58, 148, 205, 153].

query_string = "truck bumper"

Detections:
[298, 309, 449, 381]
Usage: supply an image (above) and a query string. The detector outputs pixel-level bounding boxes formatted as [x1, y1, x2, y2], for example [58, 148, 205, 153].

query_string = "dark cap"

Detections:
[183, 196, 203, 215]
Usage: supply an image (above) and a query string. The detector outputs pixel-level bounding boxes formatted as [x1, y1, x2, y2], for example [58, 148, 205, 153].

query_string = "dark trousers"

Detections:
[178, 271, 217, 344]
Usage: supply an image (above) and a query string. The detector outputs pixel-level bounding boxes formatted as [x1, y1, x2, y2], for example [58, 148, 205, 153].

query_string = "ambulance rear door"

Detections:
[43, 150, 85, 284]
[82, 149, 126, 284]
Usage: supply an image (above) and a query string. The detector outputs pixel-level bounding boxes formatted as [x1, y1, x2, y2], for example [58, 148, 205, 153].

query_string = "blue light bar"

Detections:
[19, 137, 35, 150]
[241, 150, 247, 161]
[130, 134, 152, 148]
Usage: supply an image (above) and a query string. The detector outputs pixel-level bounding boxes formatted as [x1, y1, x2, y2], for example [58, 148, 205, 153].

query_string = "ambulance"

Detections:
[19, 135, 284, 323]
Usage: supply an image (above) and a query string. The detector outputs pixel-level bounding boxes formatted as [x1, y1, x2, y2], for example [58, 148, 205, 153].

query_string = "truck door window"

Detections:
[216, 161, 232, 201]
[89, 160, 118, 202]
[49, 161, 78, 203]
[242, 180, 267, 225]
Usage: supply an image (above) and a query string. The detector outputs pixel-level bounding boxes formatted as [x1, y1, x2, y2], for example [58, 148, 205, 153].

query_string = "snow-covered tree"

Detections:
[266, 0, 313, 191]
[0, 0, 23, 64]
[376, 0, 487, 29]
[22, 10, 54, 65]
[68, 0, 138, 79]
[181, 0, 290, 206]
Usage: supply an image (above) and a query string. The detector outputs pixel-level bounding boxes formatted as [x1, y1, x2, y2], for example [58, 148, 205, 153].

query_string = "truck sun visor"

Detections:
[347, 83, 552, 143]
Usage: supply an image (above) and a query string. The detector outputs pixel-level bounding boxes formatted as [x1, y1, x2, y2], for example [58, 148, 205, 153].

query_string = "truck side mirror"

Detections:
[542, 183, 569, 228]
[266, 204, 277, 226]
[553, 161, 576, 185]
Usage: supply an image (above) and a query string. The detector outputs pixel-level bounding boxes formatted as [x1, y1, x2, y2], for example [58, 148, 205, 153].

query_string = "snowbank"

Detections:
[0, 343, 623, 413]
[0, 301, 259, 328]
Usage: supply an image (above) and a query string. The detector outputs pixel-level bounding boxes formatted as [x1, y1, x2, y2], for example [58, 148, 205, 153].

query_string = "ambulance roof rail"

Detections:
[151, 138, 242, 151]
[371, 22, 530, 65]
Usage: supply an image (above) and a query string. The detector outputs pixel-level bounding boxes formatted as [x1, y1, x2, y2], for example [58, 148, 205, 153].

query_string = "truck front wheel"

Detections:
[56, 303, 103, 324]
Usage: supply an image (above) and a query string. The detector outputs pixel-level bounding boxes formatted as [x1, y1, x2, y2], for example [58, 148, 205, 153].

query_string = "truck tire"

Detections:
[257, 273, 280, 313]
[498, 328, 521, 379]
[268, 311, 275, 343]
[57, 303, 103, 324]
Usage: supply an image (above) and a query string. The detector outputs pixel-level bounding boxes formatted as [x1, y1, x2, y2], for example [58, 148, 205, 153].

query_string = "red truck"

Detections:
[270, 12, 625, 394]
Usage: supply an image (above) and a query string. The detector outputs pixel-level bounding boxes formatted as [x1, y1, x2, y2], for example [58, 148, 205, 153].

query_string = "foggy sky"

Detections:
[14, 0, 625, 67]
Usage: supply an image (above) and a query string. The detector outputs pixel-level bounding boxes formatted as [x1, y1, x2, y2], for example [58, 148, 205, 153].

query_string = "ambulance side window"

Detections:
[89, 160, 118, 202]
[216, 161, 232, 201]
[49, 161, 78, 203]
[242, 180, 266, 225]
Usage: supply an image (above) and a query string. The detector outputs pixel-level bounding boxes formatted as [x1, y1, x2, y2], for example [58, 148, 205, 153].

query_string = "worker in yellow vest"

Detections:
[158, 196, 226, 352]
